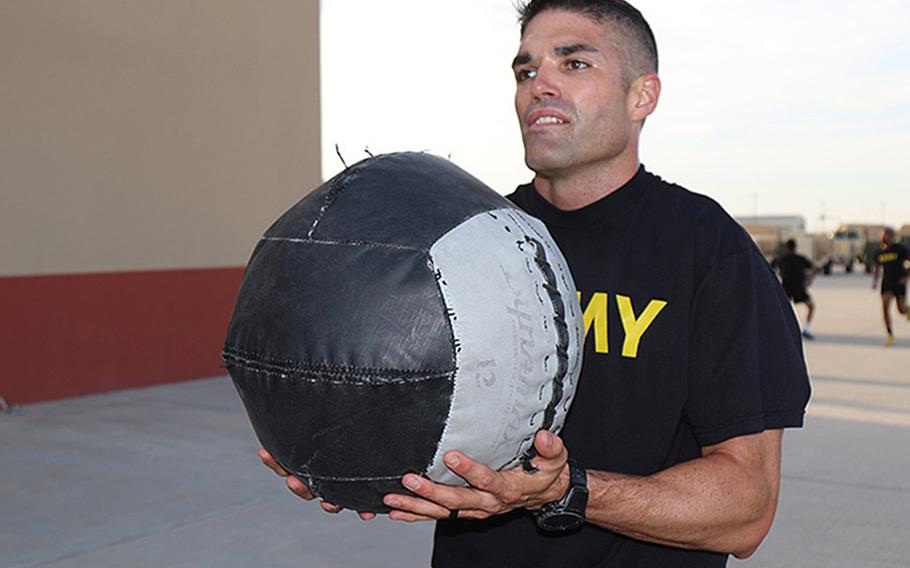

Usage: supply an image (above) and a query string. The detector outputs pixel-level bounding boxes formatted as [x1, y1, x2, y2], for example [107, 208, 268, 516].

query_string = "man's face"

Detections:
[882, 231, 894, 246]
[513, 10, 635, 176]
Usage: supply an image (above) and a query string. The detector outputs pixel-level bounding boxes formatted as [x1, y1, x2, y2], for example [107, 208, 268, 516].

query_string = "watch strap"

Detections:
[533, 459, 588, 531]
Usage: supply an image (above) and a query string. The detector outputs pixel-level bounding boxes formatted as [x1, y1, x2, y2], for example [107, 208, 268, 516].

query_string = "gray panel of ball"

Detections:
[425, 207, 584, 486]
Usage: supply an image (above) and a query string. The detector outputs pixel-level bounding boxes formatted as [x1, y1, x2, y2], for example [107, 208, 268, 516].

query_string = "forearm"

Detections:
[584, 430, 781, 559]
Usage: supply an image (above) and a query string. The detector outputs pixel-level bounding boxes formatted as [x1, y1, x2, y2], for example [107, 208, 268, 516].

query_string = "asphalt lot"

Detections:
[1, 271, 908, 567]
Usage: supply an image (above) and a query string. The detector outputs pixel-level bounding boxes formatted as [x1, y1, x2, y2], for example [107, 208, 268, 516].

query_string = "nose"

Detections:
[530, 64, 560, 101]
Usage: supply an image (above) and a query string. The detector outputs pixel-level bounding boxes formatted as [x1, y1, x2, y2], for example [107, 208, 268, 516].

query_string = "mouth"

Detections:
[526, 109, 570, 130]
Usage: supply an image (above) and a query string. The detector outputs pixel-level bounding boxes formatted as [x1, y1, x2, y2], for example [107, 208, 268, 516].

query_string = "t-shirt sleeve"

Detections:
[684, 246, 811, 447]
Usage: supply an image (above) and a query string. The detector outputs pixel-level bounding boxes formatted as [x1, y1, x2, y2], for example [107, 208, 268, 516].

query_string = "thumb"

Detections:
[534, 429, 565, 460]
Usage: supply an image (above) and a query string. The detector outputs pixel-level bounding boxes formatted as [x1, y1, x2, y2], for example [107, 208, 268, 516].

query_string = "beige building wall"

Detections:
[0, 0, 321, 276]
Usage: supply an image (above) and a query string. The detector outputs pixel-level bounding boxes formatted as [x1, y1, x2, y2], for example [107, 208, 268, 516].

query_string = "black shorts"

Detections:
[783, 284, 810, 304]
[881, 281, 907, 298]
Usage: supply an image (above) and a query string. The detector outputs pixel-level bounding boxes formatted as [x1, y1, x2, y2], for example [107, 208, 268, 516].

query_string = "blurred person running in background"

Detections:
[775, 239, 817, 340]
[871, 227, 910, 346]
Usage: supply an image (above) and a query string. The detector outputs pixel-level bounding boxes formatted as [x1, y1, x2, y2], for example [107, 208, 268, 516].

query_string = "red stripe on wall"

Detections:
[0, 267, 245, 405]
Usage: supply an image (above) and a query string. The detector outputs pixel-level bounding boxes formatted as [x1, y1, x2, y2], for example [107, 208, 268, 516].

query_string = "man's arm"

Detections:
[583, 429, 781, 559]
[872, 263, 880, 289]
[384, 429, 783, 560]
[902, 249, 910, 285]
[806, 259, 817, 287]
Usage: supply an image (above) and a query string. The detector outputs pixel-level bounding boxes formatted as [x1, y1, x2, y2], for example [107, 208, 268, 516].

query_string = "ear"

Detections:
[628, 72, 661, 122]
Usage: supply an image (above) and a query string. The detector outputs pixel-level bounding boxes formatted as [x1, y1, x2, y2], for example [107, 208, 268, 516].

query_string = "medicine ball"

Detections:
[223, 152, 583, 512]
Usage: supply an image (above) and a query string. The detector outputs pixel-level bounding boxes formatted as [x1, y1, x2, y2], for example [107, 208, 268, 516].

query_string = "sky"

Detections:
[320, 0, 910, 234]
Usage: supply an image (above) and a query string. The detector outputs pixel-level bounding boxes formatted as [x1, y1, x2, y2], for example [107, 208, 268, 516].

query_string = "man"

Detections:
[262, 1, 811, 566]
[871, 227, 910, 346]
[774, 239, 817, 339]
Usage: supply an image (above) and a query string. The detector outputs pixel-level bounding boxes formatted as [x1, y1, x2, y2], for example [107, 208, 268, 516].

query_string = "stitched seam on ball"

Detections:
[222, 352, 452, 385]
[518, 211, 582, 396]
[225, 364, 451, 386]
[424, 251, 461, 478]
[304, 473, 406, 482]
[505, 210, 571, 456]
[305, 154, 395, 238]
[223, 346, 450, 375]
[259, 236, 425, 252]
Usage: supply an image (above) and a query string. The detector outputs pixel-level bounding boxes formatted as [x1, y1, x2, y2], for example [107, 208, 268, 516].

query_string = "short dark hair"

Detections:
[786, 239, 797, 251]
[516, 0, 658, 85]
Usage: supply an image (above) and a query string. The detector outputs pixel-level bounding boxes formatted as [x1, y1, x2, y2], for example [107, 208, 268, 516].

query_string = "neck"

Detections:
[532, 152, 641, 211]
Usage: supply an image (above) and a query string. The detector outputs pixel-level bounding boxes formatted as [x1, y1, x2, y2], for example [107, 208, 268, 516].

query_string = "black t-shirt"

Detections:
[776, 253, 813, 289]
[432, 167, 811, 568]
[875, 243, 910, 286]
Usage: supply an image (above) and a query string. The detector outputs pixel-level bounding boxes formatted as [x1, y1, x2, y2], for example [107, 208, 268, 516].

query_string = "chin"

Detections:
[524, 150, 572, 176]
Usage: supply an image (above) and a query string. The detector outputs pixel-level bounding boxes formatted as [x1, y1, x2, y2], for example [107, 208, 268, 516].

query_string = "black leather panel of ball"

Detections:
[265, 153, 509, 250]
[228, 364, 453, 512]
[226, 238, 453, 372]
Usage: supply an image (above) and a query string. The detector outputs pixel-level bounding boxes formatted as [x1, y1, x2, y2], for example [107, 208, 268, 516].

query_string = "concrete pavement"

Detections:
[731, 271, 910, 567]
[0, 378, 434, 568]
[1, 271, 907, 567]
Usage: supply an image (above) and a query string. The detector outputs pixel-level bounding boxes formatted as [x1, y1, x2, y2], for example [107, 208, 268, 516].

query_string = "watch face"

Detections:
[541, 511, 584, 531]
[535, 462, 588, 532]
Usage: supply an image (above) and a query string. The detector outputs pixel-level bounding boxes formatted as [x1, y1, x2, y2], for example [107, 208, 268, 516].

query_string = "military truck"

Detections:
[830, 224, 887, 273]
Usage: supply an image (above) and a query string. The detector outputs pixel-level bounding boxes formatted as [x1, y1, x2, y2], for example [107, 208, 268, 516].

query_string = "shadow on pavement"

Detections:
[809, 333, 909, 349]
[811, 375, 910, 390]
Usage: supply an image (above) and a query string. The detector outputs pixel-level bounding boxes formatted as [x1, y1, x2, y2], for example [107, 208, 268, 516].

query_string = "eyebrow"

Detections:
[511, 43, 600, 68]
[511, 52, 531, 68]
[554, 43, 599, 57]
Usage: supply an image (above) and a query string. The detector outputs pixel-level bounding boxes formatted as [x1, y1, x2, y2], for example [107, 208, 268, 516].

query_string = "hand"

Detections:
[258, 448, 376, 521]
[382, 430, 570, 523]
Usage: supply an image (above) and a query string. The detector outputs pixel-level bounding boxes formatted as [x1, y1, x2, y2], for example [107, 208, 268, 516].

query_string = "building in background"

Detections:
[736, 215, 907, 275]
[737, 215, 816, 261]
[0, 1, 321, 405]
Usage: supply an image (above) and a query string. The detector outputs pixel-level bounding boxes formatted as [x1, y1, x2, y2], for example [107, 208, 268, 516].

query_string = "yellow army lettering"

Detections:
[576, 292, 669, 358]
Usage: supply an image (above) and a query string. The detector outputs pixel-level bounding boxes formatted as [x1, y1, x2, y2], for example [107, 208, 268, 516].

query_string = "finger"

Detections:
[400, 473, 498, 513]
[531, 430, 568, 465]
[383, 490, 451, 520]
[258, 448, 289, 477]
[358, 511, 377, 521]
[286, 475, 316, 501]
[387, 509, 438, 523]
[533, 430, 564, 459]
[319, 500, 343, 514]
[443, 452, 502, 495]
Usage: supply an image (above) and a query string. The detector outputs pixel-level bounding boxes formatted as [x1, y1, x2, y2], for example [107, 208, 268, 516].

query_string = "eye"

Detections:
[515, 68, 537, 83]
[567, 60, 590, 71]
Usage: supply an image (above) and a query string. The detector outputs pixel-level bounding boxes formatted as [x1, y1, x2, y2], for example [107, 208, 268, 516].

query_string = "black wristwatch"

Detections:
[534, 459, 588, 531]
